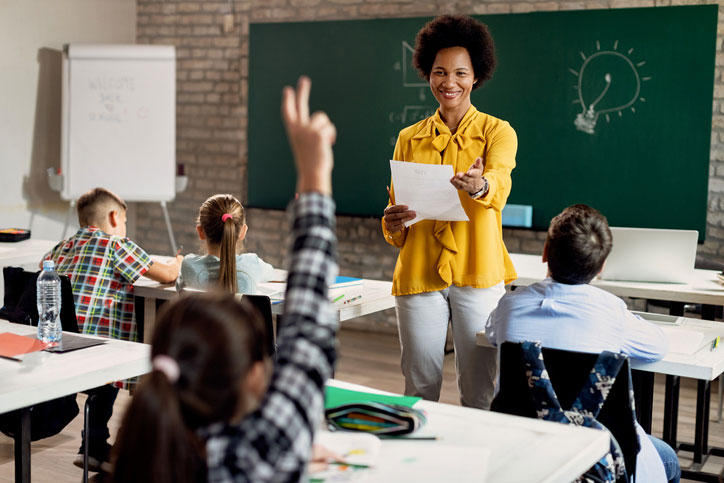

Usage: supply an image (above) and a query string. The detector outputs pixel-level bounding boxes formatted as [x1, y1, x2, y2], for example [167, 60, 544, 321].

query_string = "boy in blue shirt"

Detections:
[486, 204, 680, 482]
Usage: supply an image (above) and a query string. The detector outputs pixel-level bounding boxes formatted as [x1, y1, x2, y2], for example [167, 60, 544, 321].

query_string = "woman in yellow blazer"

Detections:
[382, 15, 517, 409]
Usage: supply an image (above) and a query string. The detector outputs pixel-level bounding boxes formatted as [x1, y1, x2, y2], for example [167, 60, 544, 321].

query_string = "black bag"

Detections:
[0, 267, 80, 441]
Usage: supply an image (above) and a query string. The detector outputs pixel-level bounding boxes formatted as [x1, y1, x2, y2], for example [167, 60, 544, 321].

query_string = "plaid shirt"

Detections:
[45, 226, 152, 342]
[204, 192, 338, 483]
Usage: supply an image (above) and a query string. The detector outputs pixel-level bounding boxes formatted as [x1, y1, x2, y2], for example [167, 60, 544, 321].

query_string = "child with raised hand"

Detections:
[177, 193, 275, 294]
[112, 76, 338, 483]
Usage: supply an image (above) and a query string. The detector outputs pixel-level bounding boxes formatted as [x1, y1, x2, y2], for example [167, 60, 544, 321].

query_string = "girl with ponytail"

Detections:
[112, 292, 273, 483]
[177, 194, 275, 293]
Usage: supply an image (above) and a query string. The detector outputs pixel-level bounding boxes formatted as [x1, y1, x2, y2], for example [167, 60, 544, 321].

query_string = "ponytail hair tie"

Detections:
[153, 355, 180, 383]
[221, 213, 233, 223]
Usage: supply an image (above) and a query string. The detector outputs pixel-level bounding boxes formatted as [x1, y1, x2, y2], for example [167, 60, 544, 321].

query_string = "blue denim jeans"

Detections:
[648, 435, 681, 483]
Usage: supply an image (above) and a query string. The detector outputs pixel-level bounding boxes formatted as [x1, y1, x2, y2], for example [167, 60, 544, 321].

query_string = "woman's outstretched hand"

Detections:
[450, 157, 485, 195]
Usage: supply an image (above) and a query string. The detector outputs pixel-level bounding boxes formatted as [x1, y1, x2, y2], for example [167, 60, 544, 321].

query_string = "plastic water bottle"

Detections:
[37, 260, 62, 343]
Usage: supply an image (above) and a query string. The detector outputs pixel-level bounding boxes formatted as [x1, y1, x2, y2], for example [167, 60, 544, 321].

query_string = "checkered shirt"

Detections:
[203, 192, 339, 483]
[45, 226, 152, 342]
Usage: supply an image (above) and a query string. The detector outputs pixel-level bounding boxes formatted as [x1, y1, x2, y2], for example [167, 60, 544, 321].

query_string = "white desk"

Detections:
[327, 380, 609, 483]
[510, 253, 724, 307]
[0, 239, 58, 303]
[0, 320, 150, 482]
[134, 277, 395, 343]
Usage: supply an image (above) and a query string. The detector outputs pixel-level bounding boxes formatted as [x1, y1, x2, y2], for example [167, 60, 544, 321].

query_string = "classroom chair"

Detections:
[0, 266, 98, 483]
[234, 293, 276, 356]
[491, 342, 639, 482]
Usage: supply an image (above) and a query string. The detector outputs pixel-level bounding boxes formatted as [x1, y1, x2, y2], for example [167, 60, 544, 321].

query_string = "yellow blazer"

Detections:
[382, 105, 518, 296]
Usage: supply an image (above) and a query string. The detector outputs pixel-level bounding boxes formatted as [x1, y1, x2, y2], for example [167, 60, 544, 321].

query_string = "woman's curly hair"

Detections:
[413, 15, 496, 90]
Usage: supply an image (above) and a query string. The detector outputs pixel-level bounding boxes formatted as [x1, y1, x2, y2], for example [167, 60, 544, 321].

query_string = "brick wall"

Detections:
[135, 0, 724, 332]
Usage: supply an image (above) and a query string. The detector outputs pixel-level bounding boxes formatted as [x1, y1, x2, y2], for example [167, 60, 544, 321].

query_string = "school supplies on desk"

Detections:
[326, 402, 427, 436]
[342, 295, 362, 305]
[0, 228, 30, 242]
[325, 386, 420, 409]
[0, 333, 48, 358]
[324, 386, 427, 436]
[44, 333, 107, 353]
[332, 276, 363, 289]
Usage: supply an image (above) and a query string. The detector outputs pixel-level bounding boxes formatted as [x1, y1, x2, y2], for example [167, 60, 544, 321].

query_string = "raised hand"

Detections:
[281, 76, 336, 196]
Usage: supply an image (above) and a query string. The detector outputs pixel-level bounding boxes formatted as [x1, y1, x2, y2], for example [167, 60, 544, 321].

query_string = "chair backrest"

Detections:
[491, 342, 638, 480]
[0, 266, 80, 441]
[1, 266, 79, 333]
[235, 293, 275, 355]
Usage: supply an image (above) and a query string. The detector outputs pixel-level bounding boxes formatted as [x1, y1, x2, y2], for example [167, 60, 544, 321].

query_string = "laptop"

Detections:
[599, 227, 698, 283]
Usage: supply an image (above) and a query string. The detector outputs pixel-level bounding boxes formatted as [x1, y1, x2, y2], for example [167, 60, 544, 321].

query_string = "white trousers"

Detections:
[396, 283, 505, 409]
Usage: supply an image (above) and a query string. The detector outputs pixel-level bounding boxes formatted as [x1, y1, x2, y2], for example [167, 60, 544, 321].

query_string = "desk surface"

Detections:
[0, 320, 150, 414]
[476, 315, 724, 381]
[510, 253, 724, 306]
[134, 277, 394, 323]
[327, 380, 609, 483]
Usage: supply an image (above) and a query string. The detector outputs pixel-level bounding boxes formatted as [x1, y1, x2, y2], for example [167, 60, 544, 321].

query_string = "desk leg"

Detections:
[632, 370, 654, 433]
[701, 304, 717, 321]
[693, 380, 711, 464]
[669, 302, 685, 317]
[143, 296, 156, 344]
[663, 375, 680, 448]
[14, 407, 30, 483]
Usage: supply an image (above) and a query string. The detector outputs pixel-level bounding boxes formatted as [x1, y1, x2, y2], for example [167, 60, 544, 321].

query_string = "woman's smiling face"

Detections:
[429, 46, 477, 115]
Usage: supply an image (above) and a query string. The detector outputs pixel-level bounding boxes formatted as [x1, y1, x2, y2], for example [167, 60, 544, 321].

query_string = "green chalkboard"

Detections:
[248, 6, 716, 236]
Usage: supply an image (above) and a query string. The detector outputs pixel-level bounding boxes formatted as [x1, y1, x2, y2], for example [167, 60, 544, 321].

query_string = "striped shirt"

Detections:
[204, 192, 338, 483]
[45, 226, 152, 342]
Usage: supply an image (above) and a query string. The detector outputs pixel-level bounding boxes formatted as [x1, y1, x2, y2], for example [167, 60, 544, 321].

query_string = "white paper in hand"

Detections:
[390, 160, 469, 227]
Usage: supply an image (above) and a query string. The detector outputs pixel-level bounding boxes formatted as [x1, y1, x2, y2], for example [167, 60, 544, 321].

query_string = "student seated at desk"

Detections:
[43, 186, 182, 473]
[485, 204, 680, 483]
[176, 193, 274, 294]
[113, 76, 340, 482]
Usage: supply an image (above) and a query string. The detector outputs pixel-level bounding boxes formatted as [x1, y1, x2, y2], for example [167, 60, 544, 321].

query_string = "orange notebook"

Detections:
[0, 333, 49, 357]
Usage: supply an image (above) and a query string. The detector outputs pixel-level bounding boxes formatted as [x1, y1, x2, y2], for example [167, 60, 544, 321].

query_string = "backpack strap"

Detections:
[570, 351, 626, 419]
[520, 341, 563, 417]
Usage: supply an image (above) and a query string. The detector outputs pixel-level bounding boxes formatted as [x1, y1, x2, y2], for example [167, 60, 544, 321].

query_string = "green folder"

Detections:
[325, 386, 421, 410]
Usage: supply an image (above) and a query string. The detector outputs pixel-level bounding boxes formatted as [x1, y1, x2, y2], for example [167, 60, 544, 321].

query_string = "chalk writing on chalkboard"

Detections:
[570, 40, 652, 135]
[389, 41, 437, 146]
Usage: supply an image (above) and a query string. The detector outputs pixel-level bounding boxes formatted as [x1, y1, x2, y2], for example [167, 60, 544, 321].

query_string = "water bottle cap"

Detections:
[42, 260, 54, 269]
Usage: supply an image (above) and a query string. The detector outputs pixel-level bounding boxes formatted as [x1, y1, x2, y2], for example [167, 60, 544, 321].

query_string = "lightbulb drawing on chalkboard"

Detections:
[570, 41, 651, 134]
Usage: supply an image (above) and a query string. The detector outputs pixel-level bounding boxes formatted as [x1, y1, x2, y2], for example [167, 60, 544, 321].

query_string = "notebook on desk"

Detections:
[600, 227, 698, 283]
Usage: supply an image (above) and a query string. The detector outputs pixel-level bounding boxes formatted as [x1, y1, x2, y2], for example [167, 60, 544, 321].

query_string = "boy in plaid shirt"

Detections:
[44, 187, 181, 473]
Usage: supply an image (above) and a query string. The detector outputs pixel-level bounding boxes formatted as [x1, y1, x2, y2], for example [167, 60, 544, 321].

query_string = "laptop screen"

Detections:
[600, 227, 698, 283]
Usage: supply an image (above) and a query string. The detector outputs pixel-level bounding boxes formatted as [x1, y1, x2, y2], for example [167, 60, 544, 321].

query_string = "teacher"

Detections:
[382, 15, 517, 409]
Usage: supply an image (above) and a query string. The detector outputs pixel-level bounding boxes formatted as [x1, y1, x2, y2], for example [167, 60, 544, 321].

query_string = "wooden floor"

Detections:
[0, 327, 722, 481]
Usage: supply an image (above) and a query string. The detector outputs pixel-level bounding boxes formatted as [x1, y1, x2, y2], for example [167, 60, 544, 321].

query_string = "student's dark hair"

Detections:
[197, 194, 246, 293]
[546, 204, 613, 285]
[413, 14, 496, 90]
[112, 292, 270, 483]
[76, 187, 127, 227]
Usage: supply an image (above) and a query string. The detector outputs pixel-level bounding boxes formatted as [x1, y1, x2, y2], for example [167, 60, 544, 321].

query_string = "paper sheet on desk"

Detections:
[358, 445, 490, 483]
[660, 326, 706, 354]
[390, 160, 469, 227]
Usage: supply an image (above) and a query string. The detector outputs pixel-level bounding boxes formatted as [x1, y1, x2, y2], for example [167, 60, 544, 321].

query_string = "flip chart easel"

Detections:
[55, 44, 180, 252]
